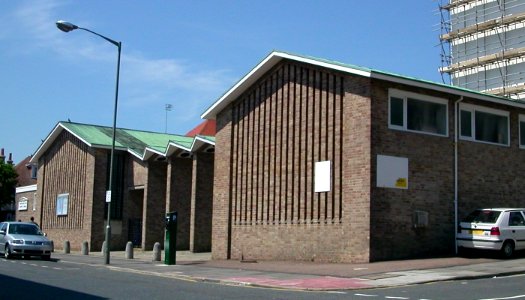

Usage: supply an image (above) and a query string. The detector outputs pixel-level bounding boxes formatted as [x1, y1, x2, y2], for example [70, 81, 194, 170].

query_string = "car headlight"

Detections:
[12, 239, 24, 244]
[43, 241, 52, 246]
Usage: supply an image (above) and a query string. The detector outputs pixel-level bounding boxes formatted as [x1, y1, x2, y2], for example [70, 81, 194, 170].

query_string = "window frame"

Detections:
[56, 193, 69, 216]
[459, 103, 510, 147]
[388, 89, 449, 137]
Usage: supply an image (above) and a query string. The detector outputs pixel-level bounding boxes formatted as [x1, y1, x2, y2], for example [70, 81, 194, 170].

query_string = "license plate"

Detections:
[471, 229, 484, 235]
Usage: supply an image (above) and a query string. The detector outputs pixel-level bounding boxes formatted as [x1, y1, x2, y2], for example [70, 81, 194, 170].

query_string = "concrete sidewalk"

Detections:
[51, 250, 525, 291]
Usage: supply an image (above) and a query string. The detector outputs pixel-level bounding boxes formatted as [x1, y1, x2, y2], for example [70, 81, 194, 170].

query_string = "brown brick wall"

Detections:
[456, 99, 525, 218]
[37, 131, 95, 251]
[212, 61, 373, 262]
[166, 157, 193, 250]
[190, 152, 214, 252]
[212, 104, 233, 259]
[142, 160, 167, 250]
[369, 80, 525, 260]
[15, 189, 38, 223]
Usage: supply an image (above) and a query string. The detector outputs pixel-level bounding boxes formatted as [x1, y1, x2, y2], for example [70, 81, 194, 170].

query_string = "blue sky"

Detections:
[0, 0, 443, 164]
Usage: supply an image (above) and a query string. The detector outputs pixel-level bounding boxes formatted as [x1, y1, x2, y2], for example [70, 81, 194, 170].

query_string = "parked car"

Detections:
[0, 222, 53, 260]
[457, 208, 525, 258]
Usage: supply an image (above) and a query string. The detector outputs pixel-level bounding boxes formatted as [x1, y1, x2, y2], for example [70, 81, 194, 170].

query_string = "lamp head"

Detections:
[56, 20, 78, 32]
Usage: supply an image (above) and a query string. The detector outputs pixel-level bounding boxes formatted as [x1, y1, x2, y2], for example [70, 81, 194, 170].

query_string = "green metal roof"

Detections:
[60, 122, 193, 155]
[31, 121, 214, 163]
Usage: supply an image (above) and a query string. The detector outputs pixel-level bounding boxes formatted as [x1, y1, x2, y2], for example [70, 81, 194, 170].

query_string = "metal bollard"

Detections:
[152, 242, 161, 261]
[81, 241, 89, 255]
[101, 241, 107, 255]
[63, 240, 70, 254]
[125, 241, 134, 259]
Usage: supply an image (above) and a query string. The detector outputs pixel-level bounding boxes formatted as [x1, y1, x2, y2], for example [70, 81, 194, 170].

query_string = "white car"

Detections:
[457, 208, 525, 258]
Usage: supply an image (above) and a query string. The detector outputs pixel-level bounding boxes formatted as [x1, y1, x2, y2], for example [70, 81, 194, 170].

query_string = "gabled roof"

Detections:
[30, 121, 214, 163]
[185, 120, 216, 137]
[201, 51, 525, 119]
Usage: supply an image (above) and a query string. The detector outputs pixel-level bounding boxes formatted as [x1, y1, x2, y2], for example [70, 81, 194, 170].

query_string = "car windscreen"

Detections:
[8, 224, 40, 235]
[463, 210, 501, 224]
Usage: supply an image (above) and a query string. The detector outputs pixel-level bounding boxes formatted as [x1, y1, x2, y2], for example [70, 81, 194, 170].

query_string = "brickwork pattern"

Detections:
[166, 157, 193, 250]
[15, 190, 38, 223]
[190, 152, 214, 252]
[213, 61, 373, 263]
[143, 161, 167, 250]
[37, 131, 95, 251]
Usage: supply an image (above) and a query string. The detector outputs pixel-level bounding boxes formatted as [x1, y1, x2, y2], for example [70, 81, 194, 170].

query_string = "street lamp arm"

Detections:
[77, 27, 120, 47]
[56, 20, 120, 47]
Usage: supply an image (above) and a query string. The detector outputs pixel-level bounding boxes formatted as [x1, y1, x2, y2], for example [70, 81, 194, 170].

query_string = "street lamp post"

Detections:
[56, 20, 121, 265]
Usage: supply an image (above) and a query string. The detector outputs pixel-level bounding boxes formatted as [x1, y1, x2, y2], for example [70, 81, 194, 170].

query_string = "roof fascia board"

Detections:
[165, 142, 192, 157]
[30, 122, 94, 163]
[190, 135, 215, 152]
[16, 184, 37, 194]
[142, 147, 165, 161]
[371, 72, 525, 109]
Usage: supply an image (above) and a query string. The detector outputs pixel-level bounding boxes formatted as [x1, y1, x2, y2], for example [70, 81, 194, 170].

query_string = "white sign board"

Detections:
[106, 190, 112, 203]
[377, 155, 408, 189]
[314, 161, 331, 192]
[18, 199, 28, 211]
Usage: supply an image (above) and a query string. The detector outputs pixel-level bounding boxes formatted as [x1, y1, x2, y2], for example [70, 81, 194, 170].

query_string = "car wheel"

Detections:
[4, 245, 11, 259]
[42, 255, 51, 261]
[501, 241, 514, 258]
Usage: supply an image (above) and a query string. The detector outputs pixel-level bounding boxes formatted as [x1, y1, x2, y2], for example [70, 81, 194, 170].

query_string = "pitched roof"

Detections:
[185, 120, 216, 137]
[30, 121, 214, 163]
[201, 51, 525, 119]
[14, 155, 37, 187]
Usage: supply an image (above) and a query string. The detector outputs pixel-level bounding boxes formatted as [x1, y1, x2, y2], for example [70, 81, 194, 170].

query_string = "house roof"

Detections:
[185, 120, 216, 137]
[201, 51, 525, 119]
[14, 155, 37, 187]
[30, 121, 215, 163]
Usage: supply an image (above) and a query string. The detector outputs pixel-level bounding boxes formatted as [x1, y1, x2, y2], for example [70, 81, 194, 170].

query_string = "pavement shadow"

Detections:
[458, 249, 525, 259]
[0, 273, 106, 300]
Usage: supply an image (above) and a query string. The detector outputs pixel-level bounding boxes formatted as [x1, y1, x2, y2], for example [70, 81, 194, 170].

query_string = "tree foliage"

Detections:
[0, 160, 18, 207]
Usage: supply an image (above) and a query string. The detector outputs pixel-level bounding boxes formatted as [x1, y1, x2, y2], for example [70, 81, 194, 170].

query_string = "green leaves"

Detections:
[0, 160, 18, 207]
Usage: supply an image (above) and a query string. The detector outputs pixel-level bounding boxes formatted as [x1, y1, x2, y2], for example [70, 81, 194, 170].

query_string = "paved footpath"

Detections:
[51, 250, 525, 291]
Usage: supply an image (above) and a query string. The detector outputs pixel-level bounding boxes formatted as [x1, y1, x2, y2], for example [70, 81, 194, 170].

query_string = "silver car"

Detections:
[0, 222, 53, 260]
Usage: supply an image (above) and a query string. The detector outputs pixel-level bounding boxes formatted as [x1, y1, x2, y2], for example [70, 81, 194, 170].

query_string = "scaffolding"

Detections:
[439, 0, 525, 99]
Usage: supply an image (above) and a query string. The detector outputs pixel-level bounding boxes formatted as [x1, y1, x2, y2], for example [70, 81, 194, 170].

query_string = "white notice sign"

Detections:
[106, 190, 112, 203]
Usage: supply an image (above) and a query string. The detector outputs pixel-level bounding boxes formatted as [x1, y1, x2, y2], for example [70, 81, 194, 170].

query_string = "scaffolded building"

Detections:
[440, 0, 525, 99]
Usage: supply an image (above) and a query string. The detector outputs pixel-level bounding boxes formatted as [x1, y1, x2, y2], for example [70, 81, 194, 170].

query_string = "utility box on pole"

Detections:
[164, 211, 177, 265]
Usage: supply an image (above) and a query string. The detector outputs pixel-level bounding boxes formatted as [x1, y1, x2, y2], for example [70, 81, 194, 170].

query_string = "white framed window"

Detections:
[56, 193, 69, 216]
[519, 115, 525, 149]
[388, 89, 448, 137]
[459, 103, 509, 146]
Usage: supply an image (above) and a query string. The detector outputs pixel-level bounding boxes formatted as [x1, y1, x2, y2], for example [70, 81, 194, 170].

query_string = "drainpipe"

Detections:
[454, 96, 463, 254]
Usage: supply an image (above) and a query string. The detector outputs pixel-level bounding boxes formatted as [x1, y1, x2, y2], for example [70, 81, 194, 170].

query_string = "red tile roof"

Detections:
[185, 120, 216, 137]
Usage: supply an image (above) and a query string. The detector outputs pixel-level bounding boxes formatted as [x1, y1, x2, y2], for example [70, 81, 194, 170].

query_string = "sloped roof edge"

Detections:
[201, 51, 525, 120]
[30, 122, 93, 163]
[30, 121, 205, 163]
[200, 51, 372, 120]
[190, 135, 215, 152]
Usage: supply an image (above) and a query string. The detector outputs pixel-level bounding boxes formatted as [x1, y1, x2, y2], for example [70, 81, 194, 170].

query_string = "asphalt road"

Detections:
[1, 256, 524, 300]
[350, 273, 525, 300]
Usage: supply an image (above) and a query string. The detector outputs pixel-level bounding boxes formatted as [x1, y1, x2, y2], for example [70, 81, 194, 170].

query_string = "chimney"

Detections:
[0, 148, 4, 163]
[7, 153, 13, 165]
